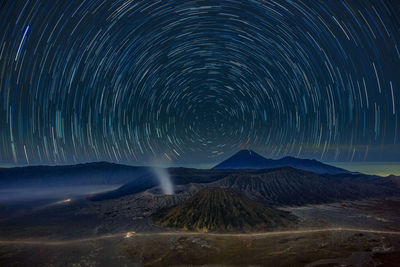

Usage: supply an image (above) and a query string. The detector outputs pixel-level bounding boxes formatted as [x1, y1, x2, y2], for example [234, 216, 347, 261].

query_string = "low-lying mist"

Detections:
[0, 184, 122, 204]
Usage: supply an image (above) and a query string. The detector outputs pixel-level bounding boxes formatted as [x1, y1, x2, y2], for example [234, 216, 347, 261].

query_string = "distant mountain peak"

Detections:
[213, 150, 349, 175]
[239, 149, 254, 152]
[231, 149, 264, 158]
[213, 150, 273, 170]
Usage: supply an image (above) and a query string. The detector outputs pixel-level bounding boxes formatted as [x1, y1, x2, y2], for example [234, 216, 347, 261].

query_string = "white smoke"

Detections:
[151, 166, 174, 195]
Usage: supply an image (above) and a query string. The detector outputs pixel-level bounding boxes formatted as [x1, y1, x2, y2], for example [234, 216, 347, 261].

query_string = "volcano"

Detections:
[154, 187, 297, 232]
[213, 149, 349, 174]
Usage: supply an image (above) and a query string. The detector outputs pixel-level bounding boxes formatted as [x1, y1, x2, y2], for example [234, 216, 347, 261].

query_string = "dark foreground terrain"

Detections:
[1, 157, 400, 266]
[1, 196, 400, 266]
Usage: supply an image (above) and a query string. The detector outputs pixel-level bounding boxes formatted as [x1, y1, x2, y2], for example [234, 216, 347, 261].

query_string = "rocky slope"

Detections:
[91, 167, 399, 208]
[203, 167, 398, 206]
[154, 187, 297, 232]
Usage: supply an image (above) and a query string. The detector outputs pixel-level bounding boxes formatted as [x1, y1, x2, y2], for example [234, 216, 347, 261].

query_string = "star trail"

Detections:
[0, 0, 399, 166]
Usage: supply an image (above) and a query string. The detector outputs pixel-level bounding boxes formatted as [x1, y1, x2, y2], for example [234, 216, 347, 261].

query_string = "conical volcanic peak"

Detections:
[213, 149, 274, 170]
[213, 150, 349, 174]
[154, 187, 297, 232]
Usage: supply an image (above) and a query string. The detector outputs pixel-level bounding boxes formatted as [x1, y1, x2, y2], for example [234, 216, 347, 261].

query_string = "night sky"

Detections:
[1, 0, 400, 167]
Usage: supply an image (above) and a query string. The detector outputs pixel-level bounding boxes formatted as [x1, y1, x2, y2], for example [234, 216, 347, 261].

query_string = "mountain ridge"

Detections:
[213, 149, 349, 174]
[203, 167, 397, 206]
[0, 162, 151, 187]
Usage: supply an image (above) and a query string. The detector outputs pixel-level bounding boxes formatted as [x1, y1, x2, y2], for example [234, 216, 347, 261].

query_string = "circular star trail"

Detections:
[1, 0, 400, 165]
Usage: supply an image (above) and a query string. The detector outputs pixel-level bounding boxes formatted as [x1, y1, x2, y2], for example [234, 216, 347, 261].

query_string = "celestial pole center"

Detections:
[0, 0, 399, 166]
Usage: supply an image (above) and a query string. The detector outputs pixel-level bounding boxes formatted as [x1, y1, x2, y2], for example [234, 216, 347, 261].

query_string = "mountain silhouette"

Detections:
[213, 150, 349, 174]
[0, 162, 151, 187]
